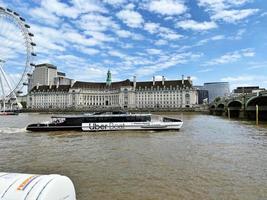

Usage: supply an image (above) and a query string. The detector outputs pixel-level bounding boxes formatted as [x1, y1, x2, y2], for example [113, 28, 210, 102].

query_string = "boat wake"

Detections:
[0, 127, 27, 134]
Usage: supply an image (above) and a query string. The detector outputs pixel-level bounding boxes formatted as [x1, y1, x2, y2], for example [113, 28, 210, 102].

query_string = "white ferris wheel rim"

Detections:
[0, 7, 35, 98]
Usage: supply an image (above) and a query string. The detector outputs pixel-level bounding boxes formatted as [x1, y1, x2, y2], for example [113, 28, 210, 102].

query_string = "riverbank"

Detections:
[21, 106, 209, 114]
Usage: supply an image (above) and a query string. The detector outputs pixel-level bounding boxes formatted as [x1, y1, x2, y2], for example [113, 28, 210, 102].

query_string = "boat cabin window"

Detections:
[83, 115, 151, 123]
[52, 117, 66, 123]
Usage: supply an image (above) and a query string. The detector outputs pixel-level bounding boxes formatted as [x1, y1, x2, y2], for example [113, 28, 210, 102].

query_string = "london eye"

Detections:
[0, 7, 36, 111]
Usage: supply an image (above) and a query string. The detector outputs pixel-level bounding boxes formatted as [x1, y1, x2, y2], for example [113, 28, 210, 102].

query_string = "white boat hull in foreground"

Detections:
[82, 121, 183, 131]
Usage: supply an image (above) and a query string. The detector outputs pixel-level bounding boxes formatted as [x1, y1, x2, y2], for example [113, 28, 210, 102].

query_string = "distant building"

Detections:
[233, 86, 265, 94]
[194, 86, 209, 104]
[31, 63, 57, 88]
[204, 82, 230, 103]
[28, 63, 73, 91]
[27, 72, 198, 110]
[54, 77, 73, 86]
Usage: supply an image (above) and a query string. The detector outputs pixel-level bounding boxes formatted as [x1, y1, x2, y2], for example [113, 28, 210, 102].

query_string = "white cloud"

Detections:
[103, 0, 126, 5]
[115, 29, 132, 38]
[231, 29, 246, 40]
[177, 20, 218, 31]
[247, 61, 267, 70]
[39, 0, 106, 19]
[64, 31, 101, 46]
[198, 0, 251, 11]
[211, 35, 225, 40]
[242, 48, 255, 57]
[108, 50, 126, 59]
[41, 0, 79, 18]
[211, 9, 259, 23]
[71, 65, 111, 82]
[154, 75, 165, 81]
[159, 29, 183, 40]
[116, 9, 144, 28]
[114, 29, 144, 40]
[0, 0, 7, 7]
[146, 49, 162, 55]
[204, 48, 255, 66]
[198, 68, 214, 73]
[155, 39, 168, 46]
[30, 7, 61, 26]
[147, 0, 187, 15]
[135, 52, 201, 76]
[144, 22, 160, 34]
[84, 31, 115, 42]
[144, 23, 183, 40]
[220, 75, 267, 89]
[197, 0, 259, 23]
[57, 54, 85, 64]
[196, 35, 225, 46]
[221, 75, 254, 82]
[75, 46, 100, 55]
[78, 13, 119, 32]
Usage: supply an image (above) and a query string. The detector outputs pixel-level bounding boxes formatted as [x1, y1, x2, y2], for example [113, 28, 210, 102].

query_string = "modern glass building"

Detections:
[204, 82, 230, 103]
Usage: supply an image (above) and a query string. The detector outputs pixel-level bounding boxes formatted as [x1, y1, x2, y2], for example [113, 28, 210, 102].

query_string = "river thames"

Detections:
[0, 113, 266, 200]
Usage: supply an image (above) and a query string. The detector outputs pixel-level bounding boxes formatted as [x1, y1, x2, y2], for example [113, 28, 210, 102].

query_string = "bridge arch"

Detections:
[209, 104, 216, 115]
[215, 103, 225, 116]
[217, 103, 225, 109]
[246, 95, 267, 120]
[228, 100, 242, 118]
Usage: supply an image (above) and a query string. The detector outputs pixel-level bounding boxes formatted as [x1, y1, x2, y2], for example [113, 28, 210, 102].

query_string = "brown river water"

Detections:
[0, 113, 266, 200]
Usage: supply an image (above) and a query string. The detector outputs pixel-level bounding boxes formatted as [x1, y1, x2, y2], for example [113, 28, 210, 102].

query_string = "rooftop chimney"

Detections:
[162, 76, 165, 85]
[187, 76, 192, 85]
[182, 75, 184, 85]
[71, 79, 75, 87]
[153, 76, 155, 86]
[56, 80, 59, 88]
[133, 75, 136, 89]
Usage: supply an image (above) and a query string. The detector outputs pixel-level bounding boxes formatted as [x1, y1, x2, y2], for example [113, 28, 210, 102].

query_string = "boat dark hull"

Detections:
[26, 125, 82, 132]
[26, 126, 181, 132]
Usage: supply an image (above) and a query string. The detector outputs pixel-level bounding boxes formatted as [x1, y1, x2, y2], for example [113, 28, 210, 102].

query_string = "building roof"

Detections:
[235, 86, 259, 89]
[30, 85, 70, 92]
[204, 82, 229, 85]
[35, 63, 57, 70]
[29, 79, 193, 92]
[136, 80, 192, 89]
[72, 79, 133, 89]
[57, 71, 66, 76]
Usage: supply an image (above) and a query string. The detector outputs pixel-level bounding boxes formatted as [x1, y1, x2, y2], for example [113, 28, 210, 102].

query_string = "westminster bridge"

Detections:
[209, 90, 267, 120]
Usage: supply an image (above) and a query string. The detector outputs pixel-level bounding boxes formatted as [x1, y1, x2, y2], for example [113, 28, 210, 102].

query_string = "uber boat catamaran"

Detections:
[26, 112, 183, 132]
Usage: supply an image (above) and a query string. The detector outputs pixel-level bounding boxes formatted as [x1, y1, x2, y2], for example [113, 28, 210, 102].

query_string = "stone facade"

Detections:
[27, 76, 198, 110]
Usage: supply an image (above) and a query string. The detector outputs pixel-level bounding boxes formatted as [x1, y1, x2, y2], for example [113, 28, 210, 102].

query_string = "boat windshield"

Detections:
[52, 117, 66, 124]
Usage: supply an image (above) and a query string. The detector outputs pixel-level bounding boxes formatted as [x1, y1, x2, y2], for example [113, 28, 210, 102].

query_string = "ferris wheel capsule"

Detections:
[24, 24, 30, 28]
[13, 11, 19, 16]
[6, 8, 12, 12]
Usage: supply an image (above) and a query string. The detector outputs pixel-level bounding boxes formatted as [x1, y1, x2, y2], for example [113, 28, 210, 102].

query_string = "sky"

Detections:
[0, 0, 267, 91]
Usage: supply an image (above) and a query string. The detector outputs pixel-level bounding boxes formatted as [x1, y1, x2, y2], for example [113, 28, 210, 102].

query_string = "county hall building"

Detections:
[27, 65, 198, 110]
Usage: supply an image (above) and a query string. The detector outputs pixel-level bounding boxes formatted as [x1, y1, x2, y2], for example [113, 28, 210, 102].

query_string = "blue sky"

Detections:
[1, 0, 267, 90]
